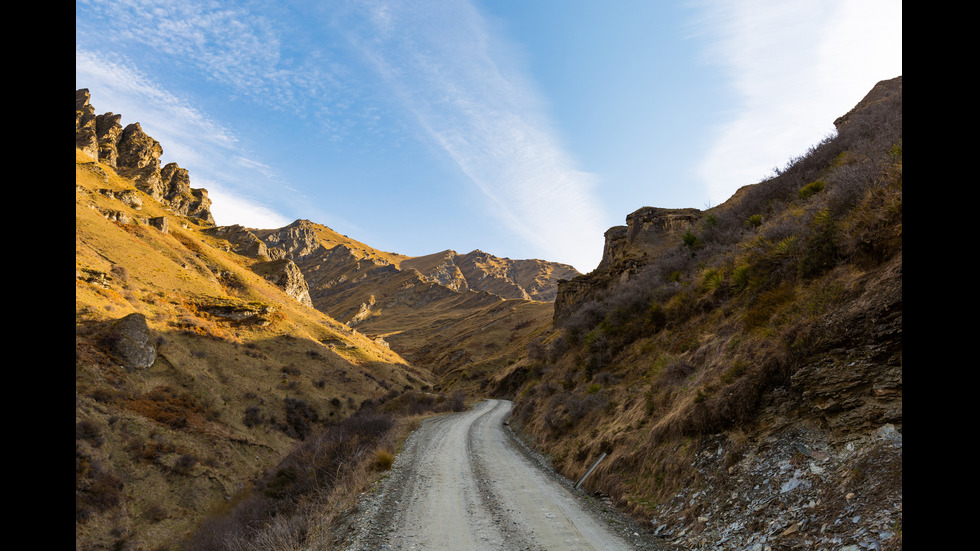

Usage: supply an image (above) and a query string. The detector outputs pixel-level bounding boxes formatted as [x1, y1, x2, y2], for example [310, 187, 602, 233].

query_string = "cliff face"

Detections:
[76, 89, 215, 225]
[554, 206, 699, 324]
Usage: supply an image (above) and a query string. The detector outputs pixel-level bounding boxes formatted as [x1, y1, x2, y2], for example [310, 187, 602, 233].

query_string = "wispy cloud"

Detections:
[75, 49, 238, 161]
[339, 0, 608, 270]
[76, 0, 612, 269]
[689, 0, 903, 204]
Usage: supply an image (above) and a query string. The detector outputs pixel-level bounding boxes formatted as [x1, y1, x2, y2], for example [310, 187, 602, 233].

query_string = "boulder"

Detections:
[104, 313, 157, 370]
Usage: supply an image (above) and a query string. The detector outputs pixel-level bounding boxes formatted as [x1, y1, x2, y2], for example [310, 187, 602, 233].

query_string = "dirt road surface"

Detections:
[335, 399, 668, 550]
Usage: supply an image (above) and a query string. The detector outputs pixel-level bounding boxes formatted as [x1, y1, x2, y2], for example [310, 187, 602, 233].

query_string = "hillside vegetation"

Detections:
[495, 77, 902, 549]
[76, 87, 566, 551]
[76, 106, 455, 550]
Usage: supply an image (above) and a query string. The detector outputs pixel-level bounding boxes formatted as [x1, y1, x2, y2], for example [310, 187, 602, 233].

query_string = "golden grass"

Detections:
[75, 153, 430, 551]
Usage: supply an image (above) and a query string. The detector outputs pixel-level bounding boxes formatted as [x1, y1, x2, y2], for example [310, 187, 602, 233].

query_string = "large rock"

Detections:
[95, 113, 124, 167]
[554, 206, 700, 323]
[207, 225, 280, 260]
[160, 163, 216, 225]
[104, 313, 157, 370]
[252, 258, 314, 307]
[598, 206, 700, 272]
[75, 89, 99, 159]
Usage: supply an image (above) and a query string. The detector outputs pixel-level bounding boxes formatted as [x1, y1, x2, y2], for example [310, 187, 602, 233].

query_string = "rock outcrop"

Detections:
[207, 224, 284, 260]
[554, 206, 699, 323]
[103, 313, 157, 370]
[251, 258, 315, 308]
[403, 249, 580, 302]
[75, 89, 215, 225]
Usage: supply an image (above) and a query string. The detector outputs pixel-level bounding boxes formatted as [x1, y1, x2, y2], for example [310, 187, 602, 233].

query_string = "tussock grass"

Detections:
[505, 79, 902, 523]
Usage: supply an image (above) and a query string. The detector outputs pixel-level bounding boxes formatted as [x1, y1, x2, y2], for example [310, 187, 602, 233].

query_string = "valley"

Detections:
[76, 76, 901, 551]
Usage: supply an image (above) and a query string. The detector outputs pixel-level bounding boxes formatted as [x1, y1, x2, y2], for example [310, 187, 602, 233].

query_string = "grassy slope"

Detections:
[75, 150, 432, 551]
[497, 77, 902, 543]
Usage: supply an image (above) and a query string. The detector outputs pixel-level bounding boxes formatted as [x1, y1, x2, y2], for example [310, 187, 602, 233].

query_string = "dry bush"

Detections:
[182, 410, 398, 550]
[126, 386, 210, 430]
[372, 449, 395, 471]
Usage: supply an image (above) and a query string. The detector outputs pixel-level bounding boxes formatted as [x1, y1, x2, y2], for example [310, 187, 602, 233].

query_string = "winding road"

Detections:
[339, 399, 662, 550]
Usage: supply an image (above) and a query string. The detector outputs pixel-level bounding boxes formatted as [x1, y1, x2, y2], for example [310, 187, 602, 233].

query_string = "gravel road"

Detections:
[335, 399, 668, 550]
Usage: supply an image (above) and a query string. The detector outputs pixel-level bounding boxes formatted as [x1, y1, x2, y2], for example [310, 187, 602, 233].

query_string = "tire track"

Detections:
[338, 399, 660, 550]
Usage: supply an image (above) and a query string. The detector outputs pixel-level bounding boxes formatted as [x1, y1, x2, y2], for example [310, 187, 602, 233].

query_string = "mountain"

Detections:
[75, 88, 572, 550]
[211, 217, 577, 385]
[496, 76, 902, 549]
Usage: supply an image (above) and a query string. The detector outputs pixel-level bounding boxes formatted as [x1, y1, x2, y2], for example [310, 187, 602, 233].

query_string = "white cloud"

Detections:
[342, 0, 608, 271]
[691, 0, 902, 204]
[203, 180, 292, 229]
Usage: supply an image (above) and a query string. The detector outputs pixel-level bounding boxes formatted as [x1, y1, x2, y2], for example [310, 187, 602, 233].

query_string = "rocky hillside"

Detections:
[210, 217, 577, 386]
[76, 89, 215, 226]
[496, 77, 903, 550]
[75, 88, 572, 551]
[76, 91, 456, 551]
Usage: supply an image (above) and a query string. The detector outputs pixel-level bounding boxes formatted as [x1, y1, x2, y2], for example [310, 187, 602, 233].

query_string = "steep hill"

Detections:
[75, 87, 571, 551]
[495, 77, 903, 550]
[75, 91, 448, 551]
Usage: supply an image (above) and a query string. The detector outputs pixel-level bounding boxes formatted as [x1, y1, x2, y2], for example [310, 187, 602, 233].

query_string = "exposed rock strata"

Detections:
[251, 258, 314, 308]
[75, 89, 215, 225]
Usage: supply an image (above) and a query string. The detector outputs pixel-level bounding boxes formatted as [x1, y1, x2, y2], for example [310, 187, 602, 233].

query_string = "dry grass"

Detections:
[75, 153, 430, 551]
[504, 82, 902, 528]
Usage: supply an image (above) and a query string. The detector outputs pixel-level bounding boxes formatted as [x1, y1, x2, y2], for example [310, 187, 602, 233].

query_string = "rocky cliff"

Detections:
[76, 89, 215, 225]
[554, 206, 700, 324]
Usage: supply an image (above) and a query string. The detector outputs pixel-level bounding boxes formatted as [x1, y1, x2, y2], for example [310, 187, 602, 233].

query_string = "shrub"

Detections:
[731, 265, 751, 294]
[700, 268, 725, 292]
[76, 419, 104, 447]
[243, 406, 263, 427]
[110, 264, 129, 283]
[744, 214, 763, 229]
[721, 361, 748, 384]
[798, 209, 841, 279]
[449, 390, 467, 412]
[174, 453, 198, 474]
[743, 284, 795, 330]
[372, 449, 395, 471]
[798, 180, 826, 200]
[682, 231, 701, 252]
[281, 398, 319, 440]
[660, 358, 697, 387]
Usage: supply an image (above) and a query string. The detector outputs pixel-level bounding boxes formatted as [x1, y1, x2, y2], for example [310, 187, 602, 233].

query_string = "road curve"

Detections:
[338, 399, 656, 550]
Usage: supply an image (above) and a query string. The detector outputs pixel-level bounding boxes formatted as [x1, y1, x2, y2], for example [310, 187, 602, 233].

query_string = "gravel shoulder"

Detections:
[335, 399, 670, 550]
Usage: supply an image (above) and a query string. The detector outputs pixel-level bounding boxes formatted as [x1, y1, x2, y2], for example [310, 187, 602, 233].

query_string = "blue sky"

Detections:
[76, 0, 901, 273]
